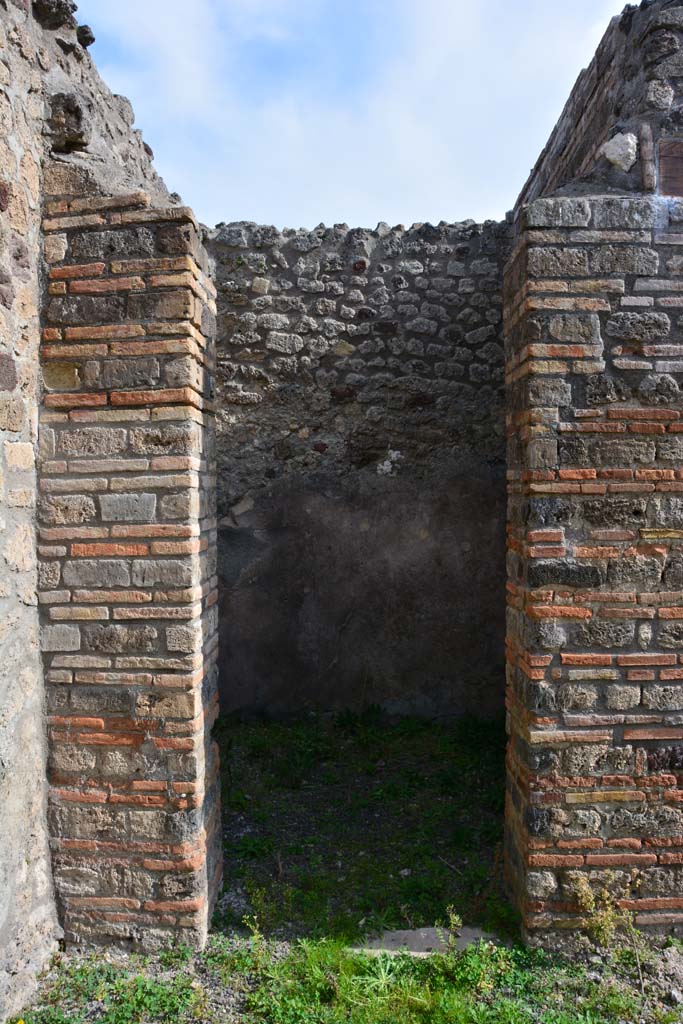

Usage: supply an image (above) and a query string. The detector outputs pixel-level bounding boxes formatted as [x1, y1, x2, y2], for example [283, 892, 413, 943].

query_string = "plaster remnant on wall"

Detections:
[599, 132, 639, 172]
[377, 450, 403, 476]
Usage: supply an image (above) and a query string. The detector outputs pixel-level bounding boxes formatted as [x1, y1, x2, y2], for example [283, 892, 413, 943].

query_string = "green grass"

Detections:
[14, 933, 683, 1024]
[214, 711, 511, 942]
[13, 958, 204, 1024]
[238, 938, 645, 1024]
[12, 713, 683, 1024]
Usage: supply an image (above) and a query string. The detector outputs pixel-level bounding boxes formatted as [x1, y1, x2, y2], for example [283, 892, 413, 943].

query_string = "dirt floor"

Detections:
[215, 712, 510, 941]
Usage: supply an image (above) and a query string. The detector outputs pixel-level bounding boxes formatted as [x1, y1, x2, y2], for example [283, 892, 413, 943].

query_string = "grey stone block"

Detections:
[166, 625, 200, 653]
[99, 493, 157, 522]
[586, 374, 631, 406]
[528, 560, 604, 589]
[38, 562, 61, 589]
[128, 290, 194, 321]
[582, 497, 648, 527]
[70, 228, 156, 261]
[593, 439, 656, 466]
[82, 625, 158, 654]
[102, 359, 160, 390]
[605, 312, 670, 340]
[524, 198, 591, 228]
[607, 557, 663, 590]
[574, 621, 635, 648]
[160, 492, 197, 520]
[528, 247, 590, 277]
[640, 374, 680, 405]
[605, 686, 641, 711]
[62, 560, 131, 588]
[642, 687, 683, 711]
[653, 496, 683, 528]
[591, 198, 656, 230]
[266, 332, 304, 353]
[664, 557, 683, 590]
[590, 246, 659, 275]
[131, 560, 193, 587]
[58, 428, 127, 457]
[258, 313, 290, 330]
[47, 295, 127, 326]
[41, 625, 81, 652]
[39, 495, 97, 526]
[164, 356, 199, 388]
[659, 623, 683, 649]
[549, 314, 602, 344]
[130, 422, 201, 456]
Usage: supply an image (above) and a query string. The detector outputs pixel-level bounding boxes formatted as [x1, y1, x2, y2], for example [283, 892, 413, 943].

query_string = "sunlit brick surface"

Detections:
[37, 194, 222, 950]
[504, 195, 683, 944]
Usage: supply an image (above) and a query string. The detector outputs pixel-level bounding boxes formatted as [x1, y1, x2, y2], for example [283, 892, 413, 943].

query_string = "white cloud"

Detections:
[77, 0, 629, 228]
[217, 0, 324, 42]
[84, 0, 222, 118]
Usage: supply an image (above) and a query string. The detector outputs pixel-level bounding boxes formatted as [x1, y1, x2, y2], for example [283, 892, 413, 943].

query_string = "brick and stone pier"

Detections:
[37, 193, 221, 949]
[505, 195, 683, 944]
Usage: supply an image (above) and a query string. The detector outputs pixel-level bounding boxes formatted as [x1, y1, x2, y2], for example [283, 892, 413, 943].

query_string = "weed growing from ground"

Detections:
[13, 956, 202, 1024]
[13, 933, 683, 1024]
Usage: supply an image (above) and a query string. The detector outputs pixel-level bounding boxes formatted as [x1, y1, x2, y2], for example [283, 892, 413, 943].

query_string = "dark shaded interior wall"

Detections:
[207, 220, 510, 717]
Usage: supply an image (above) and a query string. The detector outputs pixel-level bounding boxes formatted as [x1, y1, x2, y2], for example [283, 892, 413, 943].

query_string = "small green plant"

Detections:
[233, 834, 275, 859]
[14, 905, 678, 1024]
[203, 931, 267, 987]
[574, 872, 624, 946]
[241, 914, 273, 977]
[13, 959, 203, 1024]
[436, 905, 463, 952]
[574, 871, 645, 997]
[158, 943, 193, 969]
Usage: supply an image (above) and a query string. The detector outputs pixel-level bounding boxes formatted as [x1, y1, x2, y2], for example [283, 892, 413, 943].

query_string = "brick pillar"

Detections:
[38, 192, 221, 949]
[504, 194, 683, 944]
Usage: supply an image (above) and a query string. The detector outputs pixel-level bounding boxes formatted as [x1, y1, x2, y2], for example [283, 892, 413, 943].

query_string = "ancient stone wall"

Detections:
[0, 0, 179, 1014]
[0, 6, 60, 1017]
[7, 0, 683, 1005]
[503, 0, 683, 946]
[209, 220, 509, 717]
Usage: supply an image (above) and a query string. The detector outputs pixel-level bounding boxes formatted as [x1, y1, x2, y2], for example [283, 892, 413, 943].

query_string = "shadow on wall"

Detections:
[218, 455, 506, 718]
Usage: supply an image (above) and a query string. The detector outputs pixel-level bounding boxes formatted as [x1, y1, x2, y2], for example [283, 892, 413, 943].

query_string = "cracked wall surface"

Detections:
[0, 6, 59, 1017]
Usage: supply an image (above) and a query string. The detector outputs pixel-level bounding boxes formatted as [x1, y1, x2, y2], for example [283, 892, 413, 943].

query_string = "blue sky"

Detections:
[75, 0, 628, 229]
